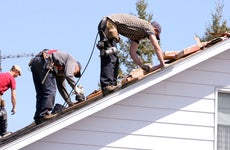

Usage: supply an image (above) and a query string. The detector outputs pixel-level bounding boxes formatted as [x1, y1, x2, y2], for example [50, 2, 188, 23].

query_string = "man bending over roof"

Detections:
[97, 14, 166, 96]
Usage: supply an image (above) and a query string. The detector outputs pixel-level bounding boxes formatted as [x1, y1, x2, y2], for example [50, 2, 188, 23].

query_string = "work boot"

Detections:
[2, 132, 12, 137]
[67, 101, 74, 107]
[40, 110, 56, 120]
[34, 117, 43, 125]
[43, 113, 57, 120]
[102, 85, 121, 96]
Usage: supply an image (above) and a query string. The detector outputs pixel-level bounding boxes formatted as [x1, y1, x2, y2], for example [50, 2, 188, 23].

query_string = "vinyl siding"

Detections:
[22, 50, 230, 150]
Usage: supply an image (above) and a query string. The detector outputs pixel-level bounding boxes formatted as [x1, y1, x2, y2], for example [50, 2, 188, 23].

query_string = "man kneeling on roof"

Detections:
[29, 49, 83, 124]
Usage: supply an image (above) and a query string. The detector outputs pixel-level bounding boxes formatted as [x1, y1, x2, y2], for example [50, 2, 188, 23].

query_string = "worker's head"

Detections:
[151, 21, 161, 40]
[10, 65, 22, 77]
[74, 61, 82, 78]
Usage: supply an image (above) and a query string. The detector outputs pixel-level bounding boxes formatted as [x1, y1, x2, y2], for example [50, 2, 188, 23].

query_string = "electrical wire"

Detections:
[61, 32, 99, 108]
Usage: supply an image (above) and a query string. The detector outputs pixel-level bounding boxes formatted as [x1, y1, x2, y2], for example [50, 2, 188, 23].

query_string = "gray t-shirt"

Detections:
[51, 50, 78, 101]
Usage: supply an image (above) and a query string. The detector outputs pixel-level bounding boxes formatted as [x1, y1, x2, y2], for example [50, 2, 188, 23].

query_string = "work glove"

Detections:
[74, 85, 83, 95]
[75, 93, 85, 102]
[11, 108, 16, 115]
[74, 85, 85, 102]
[141, 64, 151, 72]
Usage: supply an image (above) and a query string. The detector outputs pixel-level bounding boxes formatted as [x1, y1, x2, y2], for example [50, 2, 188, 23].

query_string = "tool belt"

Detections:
[0, 99, 6, 119]
[101, 18, 120, 42]
[97, 18, 120, 57]
[0, 99, 5, 108]
[28, 49, 57, 67]
[104, 18, 120, 42]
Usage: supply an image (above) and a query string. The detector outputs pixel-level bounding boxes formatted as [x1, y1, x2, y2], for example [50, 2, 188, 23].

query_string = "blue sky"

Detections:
[0, 0, 229, 132]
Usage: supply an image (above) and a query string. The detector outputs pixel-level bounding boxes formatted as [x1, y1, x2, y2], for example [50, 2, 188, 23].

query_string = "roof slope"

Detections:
[1, 37, 230, 150]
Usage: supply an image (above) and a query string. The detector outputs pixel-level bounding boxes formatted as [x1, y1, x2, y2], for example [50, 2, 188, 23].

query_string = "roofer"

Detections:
[97, 14, 166, 96]
[29, 49, 82, 124]
[0, 65, 22, 137]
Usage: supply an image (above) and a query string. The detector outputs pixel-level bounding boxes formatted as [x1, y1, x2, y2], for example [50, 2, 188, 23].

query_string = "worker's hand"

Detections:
[161, 63, 169, 69]
[141, 64, 151, 72]
[74, 86, 82, 95]
[11, 108, 16, 115]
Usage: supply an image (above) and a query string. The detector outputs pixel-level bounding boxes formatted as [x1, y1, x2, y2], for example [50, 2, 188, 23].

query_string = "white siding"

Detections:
[23, 50, 230, 150]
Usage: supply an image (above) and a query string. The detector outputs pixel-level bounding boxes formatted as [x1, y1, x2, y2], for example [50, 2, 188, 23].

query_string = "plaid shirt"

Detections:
[107, 14, 155, 42]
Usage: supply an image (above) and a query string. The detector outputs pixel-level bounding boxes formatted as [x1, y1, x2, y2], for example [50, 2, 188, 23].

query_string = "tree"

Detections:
[202, 0, 229, 41]
[118, 0, 156, 76]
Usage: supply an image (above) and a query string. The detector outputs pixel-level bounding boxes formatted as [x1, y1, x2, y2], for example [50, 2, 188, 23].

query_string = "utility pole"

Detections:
[0, 49, 35, 72]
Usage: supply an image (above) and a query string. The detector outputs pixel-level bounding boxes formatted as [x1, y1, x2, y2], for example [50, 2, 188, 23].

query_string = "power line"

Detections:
[0, 50, 35, 72]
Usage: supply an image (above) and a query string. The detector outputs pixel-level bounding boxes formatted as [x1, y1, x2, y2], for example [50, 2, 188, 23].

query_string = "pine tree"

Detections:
[202, 0, 229, 41]
[118, 0, 155, 76]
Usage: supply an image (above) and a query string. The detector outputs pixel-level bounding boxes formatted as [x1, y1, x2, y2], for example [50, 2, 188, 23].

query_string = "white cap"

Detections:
[12, 65, 22, 76]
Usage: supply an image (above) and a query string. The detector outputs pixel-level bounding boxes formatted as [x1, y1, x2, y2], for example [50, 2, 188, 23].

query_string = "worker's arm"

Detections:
[56, 76, 70, 102]
[149, 34, 165, 68]
[130, 41, 151, 72]
[11, 89, 16, 115]
[130, 41, 142, 67]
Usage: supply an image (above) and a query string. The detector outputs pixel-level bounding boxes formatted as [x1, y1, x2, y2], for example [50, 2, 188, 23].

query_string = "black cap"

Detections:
[75, 61, 82, 78]
[151, 21, 161, 40]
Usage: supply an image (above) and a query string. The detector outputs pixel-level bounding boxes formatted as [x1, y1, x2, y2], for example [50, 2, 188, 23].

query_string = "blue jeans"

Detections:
[31, 56, 56, 121]
[98, 19, 119, 89]
[100, 53, 119, 89]
[0, 107, 7, 136]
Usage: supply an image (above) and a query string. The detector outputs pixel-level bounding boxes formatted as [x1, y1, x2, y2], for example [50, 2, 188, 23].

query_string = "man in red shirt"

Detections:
[0, 65, 21, 137]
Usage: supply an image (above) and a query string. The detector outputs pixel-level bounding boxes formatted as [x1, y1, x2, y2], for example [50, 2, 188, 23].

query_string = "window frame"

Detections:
[215, 88, 230, 150]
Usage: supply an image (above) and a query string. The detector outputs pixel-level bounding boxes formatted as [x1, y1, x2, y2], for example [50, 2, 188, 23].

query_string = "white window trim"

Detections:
[215, 87, 230, 150]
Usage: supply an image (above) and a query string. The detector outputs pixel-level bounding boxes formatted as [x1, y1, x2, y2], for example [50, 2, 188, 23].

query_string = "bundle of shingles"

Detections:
[121, 33, 230, 86]
[163, 33, 230, 61]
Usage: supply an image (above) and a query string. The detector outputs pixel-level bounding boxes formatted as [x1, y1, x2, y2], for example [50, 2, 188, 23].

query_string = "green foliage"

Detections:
[118, 0, 155, 75]
[202, 0, 230, 41]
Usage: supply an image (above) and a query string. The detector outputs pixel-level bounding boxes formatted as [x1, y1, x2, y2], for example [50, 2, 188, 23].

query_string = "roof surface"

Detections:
[1, 35, 230, 150]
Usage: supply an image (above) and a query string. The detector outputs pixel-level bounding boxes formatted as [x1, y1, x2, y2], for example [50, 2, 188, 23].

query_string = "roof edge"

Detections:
[2, 39, 230, 150]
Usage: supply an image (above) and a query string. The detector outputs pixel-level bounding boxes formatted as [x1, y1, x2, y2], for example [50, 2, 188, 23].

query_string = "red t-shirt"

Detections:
[0, 72, 16, 95]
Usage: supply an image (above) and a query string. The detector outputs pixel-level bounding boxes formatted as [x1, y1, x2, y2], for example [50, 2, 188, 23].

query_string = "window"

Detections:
[217, 92, 230, 150]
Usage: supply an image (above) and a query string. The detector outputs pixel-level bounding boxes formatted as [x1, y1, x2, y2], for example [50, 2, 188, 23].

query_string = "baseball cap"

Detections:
[12, 65, 22, 76]
[151, 21, 161, 40]
[75, 61, 82, 78]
